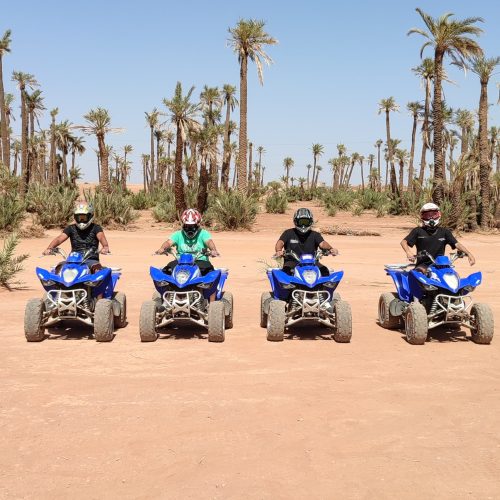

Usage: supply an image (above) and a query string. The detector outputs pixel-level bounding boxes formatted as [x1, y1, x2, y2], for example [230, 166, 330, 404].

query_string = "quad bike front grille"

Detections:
[162, 290, 204, 318]
[291, 290, 330, 316]
[427, 293, 473, 329]
[45, 288, 94, 325]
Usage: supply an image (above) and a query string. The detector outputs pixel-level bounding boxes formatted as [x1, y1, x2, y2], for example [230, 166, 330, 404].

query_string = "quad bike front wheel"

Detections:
[113, 292, 127, 329]
[222, 291, 234, 330]
[470, 303, 494, 345]
[94, 299, 114, 342]
[139, 300, 159, 342]
[378, 292, 402, 329]
[267, 300, 286, 342]
[208, 301, 225, 342]
[24, 298, 46, 342]
[260, 292, 272, 328]
[405, 302, 428, 345]
[333, 300, 352, 343]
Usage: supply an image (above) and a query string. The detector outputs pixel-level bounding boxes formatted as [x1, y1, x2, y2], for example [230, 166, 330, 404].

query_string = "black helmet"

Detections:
[293, 208, 314, 234]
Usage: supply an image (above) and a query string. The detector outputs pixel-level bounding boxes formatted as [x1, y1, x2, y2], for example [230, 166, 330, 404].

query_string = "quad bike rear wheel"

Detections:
[208, 301, 225, 342]
[333, 300, 352, 343]
[24, 298, 46, 342]
[94, 299, 114, 342]
[470, 303, 494, 345]
[267, 300, 286, 342]
[222, 291, 234, 329]
[260, 292, 272, 328]
[113, 292, 127, 328]
[378, 292, 402, 329]
[139, 300, 159, 342]
[405, 302, 428, 345]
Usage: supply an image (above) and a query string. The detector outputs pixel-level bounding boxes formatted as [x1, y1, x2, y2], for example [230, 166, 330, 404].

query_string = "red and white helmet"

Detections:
[181, 208, 202, 225]
[420, 202, 441, 228]
[181, 208, 202, 238]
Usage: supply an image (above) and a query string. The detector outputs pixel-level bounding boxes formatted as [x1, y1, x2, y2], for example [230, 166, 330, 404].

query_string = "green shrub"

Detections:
[265, 192, 288, 214]
[326, 205, 337, 217]
[322, 189, 356, 211]
[26, 184, 78, 228]
[0, 233, 29, 289]
[207, 190, 258, 230]
[351, 204, 363, 216]
[357, 189, 389, 210]
[0, 193, 25, 232]
[129, 190, 153, 210]
[84, 188, 137, 227]
[152, 198, 177, 223]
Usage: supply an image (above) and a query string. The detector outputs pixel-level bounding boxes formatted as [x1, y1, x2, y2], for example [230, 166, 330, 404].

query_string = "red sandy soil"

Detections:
[1, 199, 499, 499]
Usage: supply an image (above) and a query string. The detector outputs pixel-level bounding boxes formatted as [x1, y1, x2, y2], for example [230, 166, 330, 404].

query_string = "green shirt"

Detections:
[170, 229, 212, 261]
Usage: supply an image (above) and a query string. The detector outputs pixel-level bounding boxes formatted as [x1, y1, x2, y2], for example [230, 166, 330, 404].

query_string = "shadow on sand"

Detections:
[284, 323, 334, 341]
[46, 321, 116, 341]
[157, 320, 207, 341]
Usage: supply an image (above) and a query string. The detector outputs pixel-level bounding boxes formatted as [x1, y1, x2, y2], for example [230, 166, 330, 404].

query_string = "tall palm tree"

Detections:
[200, 85, 221, 191]
[378, 97, 399, 195]
[470, 55, 500, 228]
[196, 125, 218, 212]
[367, 154, 376, 190]
[11, 71, 38, 195]
[314, 165, 323, 187]
[48, 108, 58, 184]
[283, 157, 294, 188]
[335, 143, 346, 190]
[145, 108, 160, 185]
[228, 19, 277, 192]
[408, 9, 483, 203]
[79, 108, 120, 193]
[406, 101, 423, 191]
[0, 30, 12, 169]
[454, 108, 475, 157]
[311, 143, 324, 189]
[221, 84, 238, 190]
[256, 145, 265, 187]
[69, 135, 86, 185]
[306, 164, 312, 189]
[374, 139, 383, 191]
[55, 120, 73, 182]
[26, 90, 45, 182]
[121, 144, 133, 190]
[395, 148, 409, 195]
[163, 82, 200, 214]
[358, 154, 365, 191]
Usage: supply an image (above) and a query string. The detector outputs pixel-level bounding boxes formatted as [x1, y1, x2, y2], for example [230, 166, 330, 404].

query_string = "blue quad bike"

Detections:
[24, 248, 126, 342]
[139, 249, 233, 342]
[261, 250, 352, 342]
[379, 250, 494, 345]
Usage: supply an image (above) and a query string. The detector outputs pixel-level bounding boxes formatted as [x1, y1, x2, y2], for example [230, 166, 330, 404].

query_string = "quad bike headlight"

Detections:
[198, 282, 213, 289]
[174, 270, 190, 285]
[41, 279, 56, 286]
[463, 285, 476, 293]
[422, 283, 437, 291]
[302, 270, 318, 285]
[323, 281, 338, 289]
[62, 268, 79, 283]
[443, 273, 459, 289]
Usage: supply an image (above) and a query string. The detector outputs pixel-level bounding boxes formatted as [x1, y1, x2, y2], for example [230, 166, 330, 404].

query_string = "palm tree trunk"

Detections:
[398, 159, 404, 195]
[478, 80, 490, 229]
[150, 125, 155, 186]
[236, 55, 248, 192]
[408, 113, 418, 191]
[306, 168, 311, 190]
[376, 145, 381, 192]
[360, 161, 365, 191]
[432, 50, 445, 203]
[174, 123, 186, 214]
[385, 112, 398, 196]
[416, 78, 431, 198]
[98, 133, 110, 193]
[197, 154, 209, 213]
[0, 54, 9, 170]
[247, 142, 253, 191]
[221, 101, 231, 190]
[18, 88, 28, 196]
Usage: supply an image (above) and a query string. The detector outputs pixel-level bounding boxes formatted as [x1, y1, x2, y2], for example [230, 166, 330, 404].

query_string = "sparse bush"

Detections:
[0, 233, 29, 289]
[84, 188, 137, 227]
[208, 190, 258, 230]
[265, 192, 288, 214]
[152, 198, 177, 223]
[357, 189, 389, 210]
[351, 204, 363, 216]
[375, 199, 388, 217]
[129, 190, 153, 210]
[326, 205, 337, 217]
[0, 193, 25, 232]
[322, 189, 356, 211]
[26, 184, 78, 228]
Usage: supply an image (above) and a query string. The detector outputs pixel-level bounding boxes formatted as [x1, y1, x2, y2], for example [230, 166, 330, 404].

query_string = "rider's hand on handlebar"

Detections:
[210, 250, 220, 258]
[407, 253, 416, 263]
[467, 254, 475, 266]
[42, 248, 55, 256]
[328, 248, 339, 256]
[273, 249, 285, 258]
[99, 246, 111, 255]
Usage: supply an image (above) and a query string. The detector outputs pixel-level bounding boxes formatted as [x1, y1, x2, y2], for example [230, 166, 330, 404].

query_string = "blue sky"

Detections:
[4, 0, 500, 184]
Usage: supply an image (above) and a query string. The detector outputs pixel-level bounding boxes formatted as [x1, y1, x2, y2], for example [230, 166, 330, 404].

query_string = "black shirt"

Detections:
[63, 223, 103, 261]
[404, 226, 458, 264]
[279, 228, 324, 257]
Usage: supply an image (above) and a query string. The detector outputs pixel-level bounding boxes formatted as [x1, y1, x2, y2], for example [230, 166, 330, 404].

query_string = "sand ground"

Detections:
[1, 201, 499, 499]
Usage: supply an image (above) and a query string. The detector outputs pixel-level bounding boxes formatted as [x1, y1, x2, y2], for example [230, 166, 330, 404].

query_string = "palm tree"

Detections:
[11, 139, 21, 176]
[69, 135, 86, 185]
[314, 165, 323, 187]
[469, 55, 500, 228]
[200, 85, 221, 191]
[374, 140, 383, 191]
[220, 84, 238, 190]
[256, 145, 265, 187]
[11, 71, 38, 195]
[306, 164, 312, 189]
[454, 108, 475, 157]
[145, 108, 160, 185]
[358, 154, 365, 191]
[367, 154, 376, 189]
[406, 101, 423, 191]
[55, 120, 73, 182]
[141, 154, 150, 191]
[48, 108, 58, 184]
[378, 97, 399, 195]
[408, 9, 483, 203]
[335, 143, 347, 189]
[395, 148, 409, 195]
[283, 157, 294, 188]
[163, 82, 200, 214]
[122, 144, 133, 190]
[0, 30, 12, 169]
[196, 125, 218, 212]
[228, 19, 277, 192]
[247, 141, 253, 188]
[79, 107, 120, 193]
[311, 143, 324, 189]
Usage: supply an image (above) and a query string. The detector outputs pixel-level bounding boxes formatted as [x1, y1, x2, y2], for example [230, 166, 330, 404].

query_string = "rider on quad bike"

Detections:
[155, 208, 220, 276]
[400, 202, 476, 273]
[43, 203, 111, 274]
[274, 207, 338, 273]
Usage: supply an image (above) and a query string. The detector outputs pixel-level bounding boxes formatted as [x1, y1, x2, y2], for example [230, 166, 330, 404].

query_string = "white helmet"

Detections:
[74, 203, 94, 230]
[420, 202, 441, 228]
